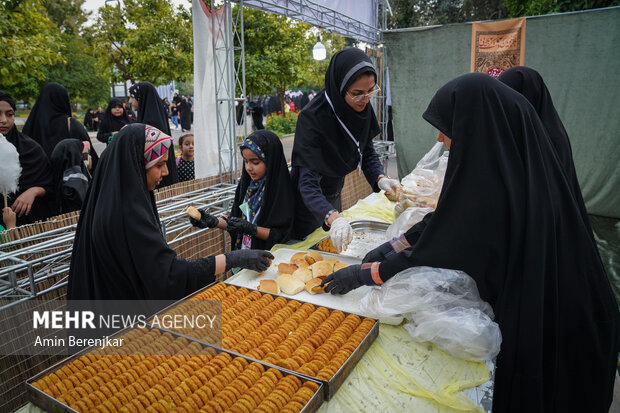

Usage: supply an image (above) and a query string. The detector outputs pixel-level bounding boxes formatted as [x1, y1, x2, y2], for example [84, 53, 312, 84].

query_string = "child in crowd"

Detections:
[170, 103, 179, 129]
[177, 134, 195, 182]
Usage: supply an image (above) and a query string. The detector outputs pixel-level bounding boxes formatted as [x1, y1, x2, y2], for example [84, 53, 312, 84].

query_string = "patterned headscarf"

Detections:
[144, 126, 173, 169]
[234, 137, 267, 249]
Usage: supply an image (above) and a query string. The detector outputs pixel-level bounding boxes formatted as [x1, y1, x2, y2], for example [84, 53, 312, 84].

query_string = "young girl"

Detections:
[68, 124, 273, 301]
[190, 130, 294, 251]
[177, 134, 195, 182]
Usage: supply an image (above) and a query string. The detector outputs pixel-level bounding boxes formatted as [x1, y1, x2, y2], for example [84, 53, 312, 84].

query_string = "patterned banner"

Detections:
[471, 18, 526, 77]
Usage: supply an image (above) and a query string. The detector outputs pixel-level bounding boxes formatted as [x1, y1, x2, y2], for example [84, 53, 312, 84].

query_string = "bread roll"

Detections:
[311, 261, 333, 279]
[304, 278, 325, 294]
[277, 262, 298, 274]
[304, 251, 323, 265]
[334, 263, 349, 272]
[258, 279, 279, 294]
[185, 206, 201, 220]
[291, 252, 306, 261]
[292, 268, 313, 283]
[291, 257, 309, 268]
[276, 274, 305, 295]
[322, 258, 339, 265]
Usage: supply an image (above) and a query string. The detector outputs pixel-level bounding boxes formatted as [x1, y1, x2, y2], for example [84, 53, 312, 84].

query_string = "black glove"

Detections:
[362, 235, 411, 263]
[190, 210, 219, 229]
[226, 216, 258, 236]
[224, 249, 274, 272]
[321, 263, 379, 295]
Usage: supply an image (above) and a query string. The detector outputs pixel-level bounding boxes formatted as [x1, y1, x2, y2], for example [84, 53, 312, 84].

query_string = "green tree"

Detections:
[241, 8, 346, 115]
[504, 0, 619, 17]
[92, 0, 193, 85]
[387, 0, 506, 28]
[0, 0, 64, 101]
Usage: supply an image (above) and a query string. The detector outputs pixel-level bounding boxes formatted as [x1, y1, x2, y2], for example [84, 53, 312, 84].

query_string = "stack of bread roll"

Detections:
[177, 283, 376, 381]
[257, 251, 348, 296]
[33, 327, 321, 413]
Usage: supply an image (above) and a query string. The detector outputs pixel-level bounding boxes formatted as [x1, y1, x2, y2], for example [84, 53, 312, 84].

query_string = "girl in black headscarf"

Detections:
[323, 73, 620, 413]
[22, 83, 99, 170]
[190, 130, 294, 251]
[67, 124, 273, 301]
[0, 91, 54, 226]
[50, 139, 91, 215]
[291, 48, 399, 249]
[178, 96, 192, 132]
[83, 109, 94, 131]
[97, 98, 132, 146]
[128, 82, 178, 187]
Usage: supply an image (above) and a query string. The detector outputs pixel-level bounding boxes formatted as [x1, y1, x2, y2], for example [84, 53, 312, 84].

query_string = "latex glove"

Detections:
[226, 216, 258, 236]
[362, 235, 411, 263]
[321, 263, 380, 295]
[224, 249, 274, 272]
[377, 177, 400, 193]
[329, 217, 353, 253]
[190, 210, 219, 229]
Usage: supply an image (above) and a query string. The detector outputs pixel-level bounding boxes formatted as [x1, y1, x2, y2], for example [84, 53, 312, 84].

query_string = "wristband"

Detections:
[324, 209, 337, 226]
[389, 235, 411, 253]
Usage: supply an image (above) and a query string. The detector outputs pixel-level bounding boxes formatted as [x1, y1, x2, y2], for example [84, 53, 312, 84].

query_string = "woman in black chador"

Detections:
[50, 139, 91, 215]
[178, 96, 192, 132]
[67, 124, 273, 301]
[0, 91, 54, 226]
[22, 82, 98, 169]
[96, 98, 132, 146]
[323, 73, 619, 413]
[128, 81, 178, 187]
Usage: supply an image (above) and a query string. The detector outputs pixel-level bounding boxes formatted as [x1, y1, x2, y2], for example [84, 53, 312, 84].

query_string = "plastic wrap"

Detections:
[386, 206, 434, 239]
[358, 266, 501, 361]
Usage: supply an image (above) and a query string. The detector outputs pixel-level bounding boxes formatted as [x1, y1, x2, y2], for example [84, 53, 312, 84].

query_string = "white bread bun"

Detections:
[305, 278, 325, 294]
[186, 206, 201, 220]
[292, 267, 313, 283]
[277, 262, 298, 274]
[276, 274, 305, 295]
[258, 279, 279, 294]
[304, 250, 323, 265]
[311, 261, 334, 279]
[334, 262, 349, 272]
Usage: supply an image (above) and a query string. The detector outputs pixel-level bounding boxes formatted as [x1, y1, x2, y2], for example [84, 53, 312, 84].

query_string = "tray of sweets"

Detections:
[152, 281, 379, 400]
[311, 220, 390, 258]
[27, 325, 324, 413]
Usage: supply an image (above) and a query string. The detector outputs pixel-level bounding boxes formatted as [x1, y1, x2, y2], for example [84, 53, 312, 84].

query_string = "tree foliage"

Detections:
[241, 8, 345, 113]
[387, 0, 505, 28]
[504, 0, 620, 17]
[0, 0, 65, 100]
[92, 0, 193, 85]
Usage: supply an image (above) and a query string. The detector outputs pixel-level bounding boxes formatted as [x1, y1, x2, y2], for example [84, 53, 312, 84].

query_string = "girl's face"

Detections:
[0, 101, 15, 135]
[146, 152, 169, 190]
[111, 105, 124, 117]
[181, 135, 194, 158]
[241, 148, 266, 181]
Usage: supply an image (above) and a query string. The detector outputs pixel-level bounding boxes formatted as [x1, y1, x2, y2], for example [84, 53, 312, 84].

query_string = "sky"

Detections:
[82, 0, 190, 24]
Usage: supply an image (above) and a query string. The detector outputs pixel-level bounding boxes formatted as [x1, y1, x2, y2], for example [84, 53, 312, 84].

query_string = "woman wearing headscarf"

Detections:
[83, 108, 94, 131]
[323, 73, 619, 412]
[291, 48, 399, 250]
[190, 130, 294, 251]
[0, 91, 54, 226]
[128, 82, 178, 187]
[67, 124, 273, 301]
[96, 97, 132, 146]
[22, 83, 99, 170]
[50, 139, 91, 215]
[178, 96, 192, 132]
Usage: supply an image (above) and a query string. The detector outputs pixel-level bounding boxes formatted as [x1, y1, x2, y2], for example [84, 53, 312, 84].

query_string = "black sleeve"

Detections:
[96, 129, 112, 144]
[361, 138, 384, 192]
[70, 118, 99, 169]
[403, 212, 434, 246]
[298, 167, 337, 223]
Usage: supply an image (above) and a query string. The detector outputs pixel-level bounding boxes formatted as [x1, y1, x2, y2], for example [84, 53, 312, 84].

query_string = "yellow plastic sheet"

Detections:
[319, 324, 490, 413]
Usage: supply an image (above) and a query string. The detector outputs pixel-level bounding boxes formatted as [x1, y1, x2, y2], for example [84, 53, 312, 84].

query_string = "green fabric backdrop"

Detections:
[385, 7, 620, 219]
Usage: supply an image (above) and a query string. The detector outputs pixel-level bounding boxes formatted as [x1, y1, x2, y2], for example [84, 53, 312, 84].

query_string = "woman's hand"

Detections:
[11, 187, 44, 217]
[190, 210, 219, 229]
[2, 207, 17, 229]
[226, 217, 258, 236]
[224, 249, 274, 272]
[329, 217, 353, 252]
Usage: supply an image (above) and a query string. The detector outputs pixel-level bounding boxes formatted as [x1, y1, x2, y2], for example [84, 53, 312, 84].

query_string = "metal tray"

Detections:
[152, 281, 380, 400]
[311, 219, 391, 257]
[27, 325, 324, 413]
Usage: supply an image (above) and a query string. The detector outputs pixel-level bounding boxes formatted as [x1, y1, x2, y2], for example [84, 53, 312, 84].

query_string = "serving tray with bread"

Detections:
[151, 282, 379, 400]
[225, 248, 376, 316]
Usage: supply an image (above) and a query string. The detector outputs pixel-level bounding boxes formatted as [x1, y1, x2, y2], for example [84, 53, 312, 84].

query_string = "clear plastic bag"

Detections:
[395, 142, 449, 217]
[358, 266, 501, 361]
[386, 206, 434, 239]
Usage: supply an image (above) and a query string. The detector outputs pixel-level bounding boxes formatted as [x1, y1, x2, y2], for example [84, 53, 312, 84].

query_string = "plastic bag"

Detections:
[358, 266, 501, 361]
[386, 206, 434, 239]
[395, 142, 449, 217]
